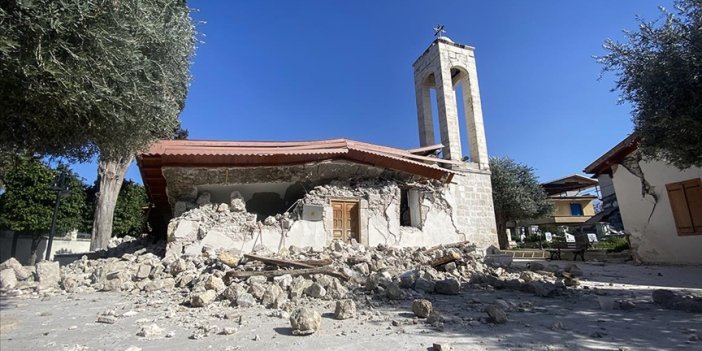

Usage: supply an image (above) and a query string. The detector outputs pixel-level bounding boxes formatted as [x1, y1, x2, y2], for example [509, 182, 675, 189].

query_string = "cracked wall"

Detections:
[611, 158, 702, 264]
[164, 176, 482, 257]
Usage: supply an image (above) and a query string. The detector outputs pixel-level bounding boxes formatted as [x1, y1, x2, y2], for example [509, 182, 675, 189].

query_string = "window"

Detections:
[400, 188, 422, 228]
[570, 203, 584, 216]
[666, 178, 702, 235]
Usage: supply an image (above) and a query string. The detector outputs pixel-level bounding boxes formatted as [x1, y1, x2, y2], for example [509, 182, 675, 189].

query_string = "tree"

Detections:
[0, 1, 196, 249]
[598, 0, 702, 169]
[86, 180, 148, 237]
[0, 156, 87, 263]
[490, 156, 553, 249]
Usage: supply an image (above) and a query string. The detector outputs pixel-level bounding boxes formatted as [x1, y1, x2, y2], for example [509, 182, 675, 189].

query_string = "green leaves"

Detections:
[0, 0, 196, 161]
[0, 156, 87, 235]
[490, 156, 553, 224]
[598, 0, 702, 169]
[0, 157, 149, 237]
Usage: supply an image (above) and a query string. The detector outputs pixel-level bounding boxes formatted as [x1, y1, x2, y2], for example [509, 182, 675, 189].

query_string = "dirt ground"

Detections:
[1, 259, 701, 351]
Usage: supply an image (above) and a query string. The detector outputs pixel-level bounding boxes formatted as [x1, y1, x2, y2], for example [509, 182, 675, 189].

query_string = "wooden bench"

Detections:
[547, 236, 589, 261]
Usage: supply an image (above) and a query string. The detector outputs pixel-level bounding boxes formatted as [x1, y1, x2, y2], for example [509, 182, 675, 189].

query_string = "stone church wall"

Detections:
[163, 178, 482, 258]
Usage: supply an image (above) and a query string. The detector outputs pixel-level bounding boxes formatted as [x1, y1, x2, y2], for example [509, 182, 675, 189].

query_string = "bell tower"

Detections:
[413, 34, 489, 170]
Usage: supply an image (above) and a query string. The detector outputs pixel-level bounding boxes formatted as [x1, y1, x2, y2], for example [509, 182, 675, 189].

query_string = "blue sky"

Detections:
[70, 0, 674, 184]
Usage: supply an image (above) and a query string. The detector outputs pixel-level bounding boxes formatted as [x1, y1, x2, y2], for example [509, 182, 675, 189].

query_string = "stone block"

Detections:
[35, 261, 60, 289]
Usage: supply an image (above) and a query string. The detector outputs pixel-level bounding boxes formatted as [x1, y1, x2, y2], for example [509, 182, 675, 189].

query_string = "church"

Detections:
[137, 35, 498, 254]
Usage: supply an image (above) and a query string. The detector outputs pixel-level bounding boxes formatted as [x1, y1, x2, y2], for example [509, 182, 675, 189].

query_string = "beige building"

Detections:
[138, 35, 499, 254]
[507, 174, 598, 240]
[585, 135, 702, 264]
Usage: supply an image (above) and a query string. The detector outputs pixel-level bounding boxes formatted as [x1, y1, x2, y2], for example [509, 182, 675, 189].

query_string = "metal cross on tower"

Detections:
[433, 24, 446, 38]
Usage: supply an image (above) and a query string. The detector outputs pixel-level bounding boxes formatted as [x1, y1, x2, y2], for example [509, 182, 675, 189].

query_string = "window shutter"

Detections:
[666, 182, 694, 234]
[682, 179, 702, 233]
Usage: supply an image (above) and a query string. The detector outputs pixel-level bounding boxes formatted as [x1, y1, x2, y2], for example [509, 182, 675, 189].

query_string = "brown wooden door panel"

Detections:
[331, 201, 359, 242]
[332, 203, 344, 239]
[346, 202, 359, 242]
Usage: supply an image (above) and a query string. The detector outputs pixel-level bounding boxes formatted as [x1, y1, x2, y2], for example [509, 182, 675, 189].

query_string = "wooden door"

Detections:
[332, 201, 359, 242]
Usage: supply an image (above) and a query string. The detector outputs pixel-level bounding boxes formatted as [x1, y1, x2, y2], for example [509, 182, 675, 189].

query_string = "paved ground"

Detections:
[1, 260, 701, 351]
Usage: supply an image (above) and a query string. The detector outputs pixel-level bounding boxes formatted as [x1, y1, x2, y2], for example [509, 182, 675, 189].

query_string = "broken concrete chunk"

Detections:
[229, 191, 246, 212]
[96, 315, 117, 324]
[484, 254, 512, 268]
[290, 277, 313, 299]
[485, 304, 507, 324]
[314, 274, 333, 288]
[414, 277, 435, 293]
[530, 281, 557, 297]
[168, 220, 200, 243]
[218, 251, 240, 268]
[334, 299, 357, 320]
[247, 275, 268, 285]
[400, 271, 417, 288]
[304, 282, 327, 298]
[204, 275, 226, 293]
[248, 282, 267, 300]
[290, 308, 321, 336]
[564, 263, 583, 277]
[273, 274, 293, 289]
[137, 324, 163, 338]
[190, 289, 218, 307]
[216, 203, 229, 212]
[527, 262, 545, 271]
[0, 257, 32, 281]
[385, 282, 402, 300]
[412, 299, 432, 318]
[433, 342, 451, 351]
[0, 268, 17, 290]
[435, 278, 460, 295]
[261, 284, 283, 307]
[35, 261, 60, 290]
[134, 264, 152, 280]
[236, 292, 257, 308]
[143, 278, 175, 292]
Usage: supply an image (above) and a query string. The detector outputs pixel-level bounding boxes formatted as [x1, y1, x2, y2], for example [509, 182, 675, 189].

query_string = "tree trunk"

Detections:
[28, 233, 42, 265]
[90, 154, 133, 251]
[496, 221, 508, 250]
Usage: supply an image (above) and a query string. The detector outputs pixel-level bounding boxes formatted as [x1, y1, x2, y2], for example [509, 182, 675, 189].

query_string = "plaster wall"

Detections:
[166, 176, 500, 256]
[611, 159, 702, 264]
[0, 230, 91, 264]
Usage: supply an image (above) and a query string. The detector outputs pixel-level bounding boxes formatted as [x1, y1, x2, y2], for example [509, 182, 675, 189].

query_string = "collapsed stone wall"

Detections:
[165, 179, 463, 258]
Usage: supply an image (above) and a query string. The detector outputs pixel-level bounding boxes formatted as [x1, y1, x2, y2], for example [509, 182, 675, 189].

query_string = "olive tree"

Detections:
[598, 0, 702, 168]
[490, 157, 553, 249]
[0, 0, 196, 249]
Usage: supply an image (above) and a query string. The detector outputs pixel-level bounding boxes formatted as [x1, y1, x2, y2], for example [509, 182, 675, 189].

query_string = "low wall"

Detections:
[0, 231, 91, 265]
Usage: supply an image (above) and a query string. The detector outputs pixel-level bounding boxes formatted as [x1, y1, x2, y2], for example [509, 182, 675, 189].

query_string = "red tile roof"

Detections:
[137, 138, 458, 209]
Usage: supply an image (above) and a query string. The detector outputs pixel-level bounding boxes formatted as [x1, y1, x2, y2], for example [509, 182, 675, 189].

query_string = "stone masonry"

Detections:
[413, 36, 497, 248]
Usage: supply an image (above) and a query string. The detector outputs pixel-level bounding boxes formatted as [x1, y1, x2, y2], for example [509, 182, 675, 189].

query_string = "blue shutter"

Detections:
[570, 203, 584, 216]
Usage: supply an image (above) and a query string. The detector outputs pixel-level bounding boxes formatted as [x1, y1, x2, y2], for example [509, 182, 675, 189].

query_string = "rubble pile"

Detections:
[0, 234, 578, 312]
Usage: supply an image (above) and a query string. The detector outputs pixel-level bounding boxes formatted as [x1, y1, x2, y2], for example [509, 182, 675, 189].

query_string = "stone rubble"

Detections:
[334, 299, 357, 320]
[289, 307, 321, 336]
[0, 230, 600, 341]
[412, 299, 432, 318]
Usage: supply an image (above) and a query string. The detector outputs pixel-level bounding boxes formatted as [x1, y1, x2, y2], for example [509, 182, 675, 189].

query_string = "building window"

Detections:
[666, 178, 702, 235]
[570, 203, 584, 216]
[400, 188, 422, 228]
